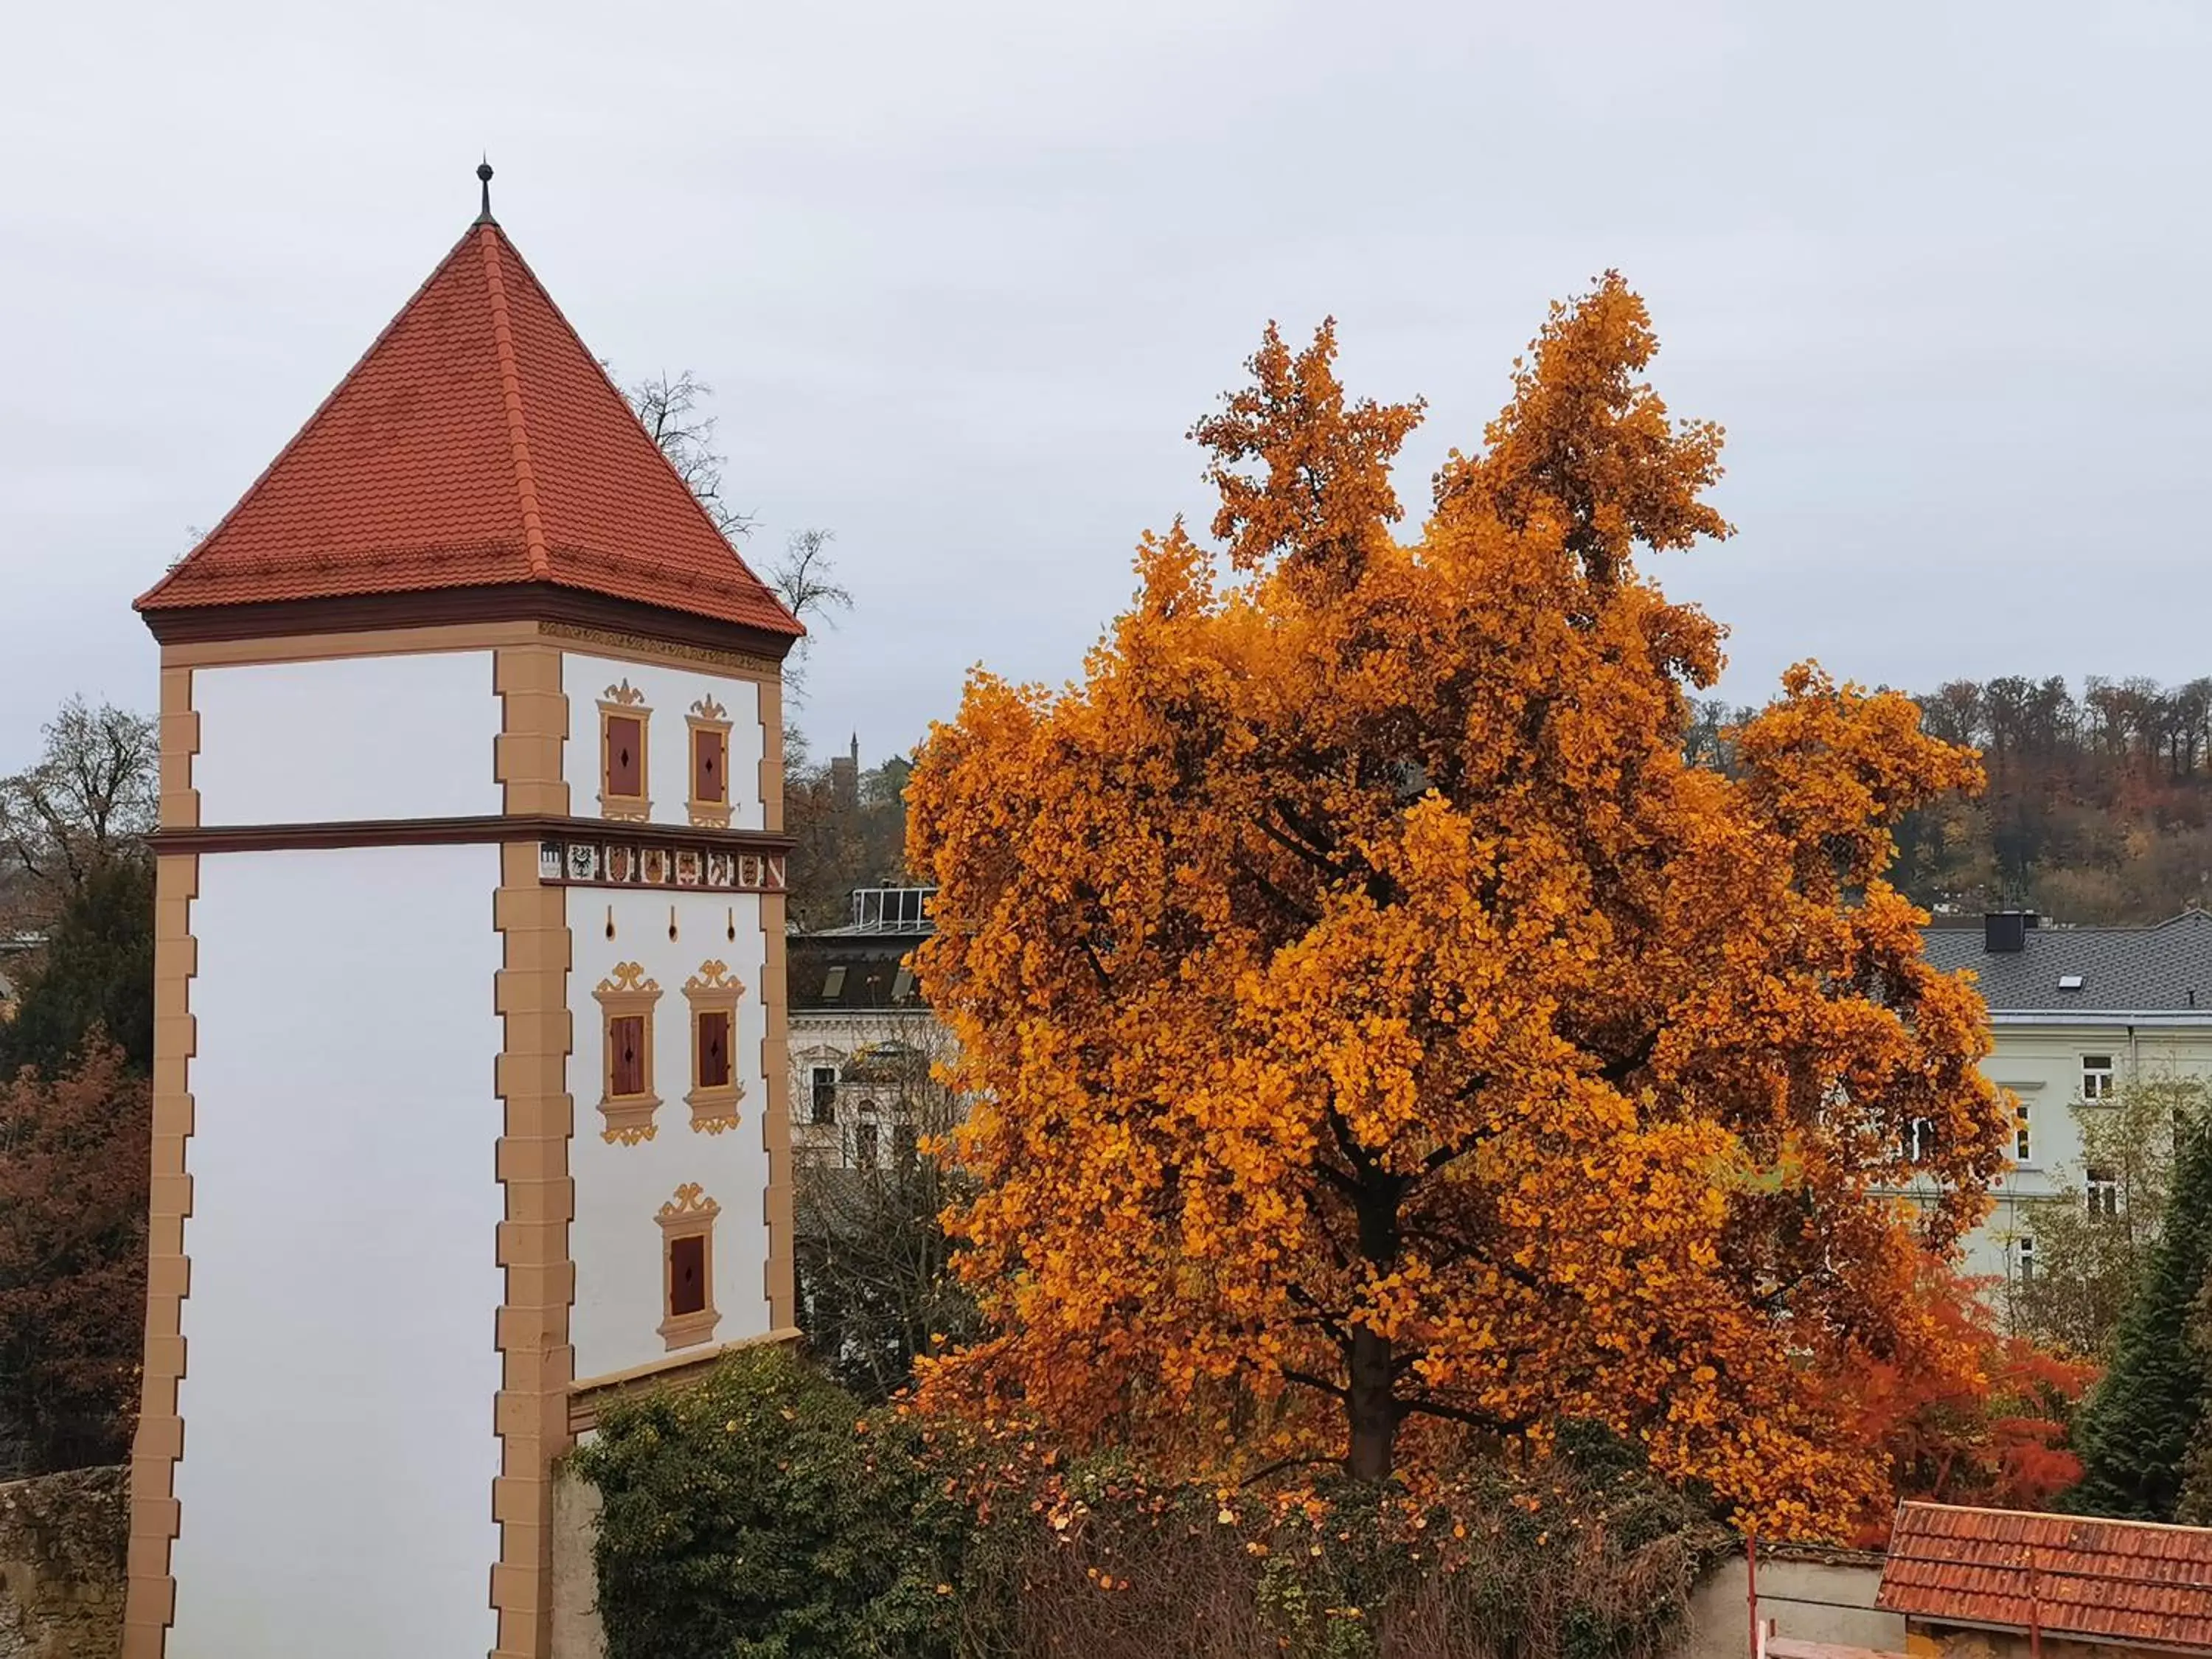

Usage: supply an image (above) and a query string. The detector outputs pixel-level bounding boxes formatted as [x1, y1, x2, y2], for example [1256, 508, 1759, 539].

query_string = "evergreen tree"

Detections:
[2067, 1115, 2212, 1518]
[2176, 1281, 2212, 1525]
[0, 852, 154, 1079]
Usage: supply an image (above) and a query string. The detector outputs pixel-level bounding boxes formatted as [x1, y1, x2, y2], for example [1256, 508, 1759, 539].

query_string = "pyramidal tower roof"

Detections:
[139, 175, 801, 644]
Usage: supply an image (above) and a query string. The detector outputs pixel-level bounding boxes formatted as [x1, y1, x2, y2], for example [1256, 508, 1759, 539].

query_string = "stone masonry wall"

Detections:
[0, 1467, 125, 1659]
[550, 1461, 606, 1659]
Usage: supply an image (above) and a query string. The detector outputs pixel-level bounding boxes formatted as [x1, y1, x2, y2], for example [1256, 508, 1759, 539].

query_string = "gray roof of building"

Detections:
[1920, 911, 2212, 1014]
[788, 932, 931, 1013]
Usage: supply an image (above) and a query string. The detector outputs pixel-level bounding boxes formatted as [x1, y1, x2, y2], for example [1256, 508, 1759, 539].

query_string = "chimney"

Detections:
[1984, 911, 2032, 953]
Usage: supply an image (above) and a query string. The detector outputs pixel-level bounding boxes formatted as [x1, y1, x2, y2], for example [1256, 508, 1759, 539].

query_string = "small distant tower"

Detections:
[829, 733, 861, 813]
[123, 168, 804, 1658]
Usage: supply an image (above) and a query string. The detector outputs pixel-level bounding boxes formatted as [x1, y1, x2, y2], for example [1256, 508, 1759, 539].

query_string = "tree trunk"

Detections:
[1346, 1326, 1395, 1481]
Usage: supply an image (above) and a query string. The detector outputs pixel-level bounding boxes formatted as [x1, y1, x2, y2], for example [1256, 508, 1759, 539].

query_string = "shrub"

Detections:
[572, 1347, 969, 1658]
[574, 1352, 1728, 1659]
[947, 1425, 1727, 1659]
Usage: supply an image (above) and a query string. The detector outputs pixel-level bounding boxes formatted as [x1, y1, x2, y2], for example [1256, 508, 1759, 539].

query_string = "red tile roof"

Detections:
[1878, 1503, 2212, 1652]
[139, 220, 801, 639]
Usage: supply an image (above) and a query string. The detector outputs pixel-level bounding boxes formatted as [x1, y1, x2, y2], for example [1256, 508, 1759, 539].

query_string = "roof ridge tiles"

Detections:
[476, 223, 552, 580]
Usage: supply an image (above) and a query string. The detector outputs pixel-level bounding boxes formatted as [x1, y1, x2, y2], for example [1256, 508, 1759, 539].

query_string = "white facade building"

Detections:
[1920, 911, 2212, 1286]
[787, 887, 945, 1175]
[125, 177, 803, 1659]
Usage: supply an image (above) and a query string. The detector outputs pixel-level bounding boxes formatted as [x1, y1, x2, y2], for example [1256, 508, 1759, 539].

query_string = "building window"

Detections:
[656, 1183, 721, 1351]
[854, 1121, 879, 1169]
[593, 964, 662, 1144]
[611, 1018, 647, 1093]
[891, 965, 916, 1003]
[1905, 1117, 1940, 1165]
[698, 1014, 731, 1087]
[2014, 1102, 2033, 1164]
[2087, 1166, 2121, 1217]
[686, 695, 733, 829]
[893, 1122, 919, 1169]
[682, 961, 745, 1134]
[2082, 1054, 2116, 1102]
[598, 681, 652, 821]
[810, 1065, 838, 1124]
[821, 966, 847, 1001]
[2017, 1237, 2036, 1282]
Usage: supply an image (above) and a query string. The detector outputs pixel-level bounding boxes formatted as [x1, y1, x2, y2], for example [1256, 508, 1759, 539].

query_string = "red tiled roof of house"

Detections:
[138, 215, 801, 639]
[1878, 1503, 2212, 1652]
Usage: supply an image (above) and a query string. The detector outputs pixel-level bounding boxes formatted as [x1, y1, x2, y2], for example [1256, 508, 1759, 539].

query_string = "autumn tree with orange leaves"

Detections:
[907, 276, 2011, 1537]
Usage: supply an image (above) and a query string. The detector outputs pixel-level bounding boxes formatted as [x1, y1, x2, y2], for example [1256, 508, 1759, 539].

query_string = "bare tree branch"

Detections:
[618, 367, 756, 540]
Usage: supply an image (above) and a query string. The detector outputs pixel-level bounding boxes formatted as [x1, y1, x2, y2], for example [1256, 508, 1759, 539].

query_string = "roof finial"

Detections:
[475, 157, 497, 226]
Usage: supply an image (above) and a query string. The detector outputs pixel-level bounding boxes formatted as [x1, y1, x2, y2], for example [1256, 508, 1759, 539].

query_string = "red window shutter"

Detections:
[668, 1234, 707, 1316]
[698, 1011, 731, 1089]
[611, 1015, 645, 1096]
[694, 729, 726, 804]
[606, 716, 644, 798]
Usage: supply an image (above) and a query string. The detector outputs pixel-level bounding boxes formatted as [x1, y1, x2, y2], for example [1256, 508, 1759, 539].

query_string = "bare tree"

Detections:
[622, 368, 755, 540]
[767, 527, 852, 622]
[766, 528, 854, 699]
[0, 700, 157, 911]
[616, 366, 855, 698]
[793, 1022, 976, 1402]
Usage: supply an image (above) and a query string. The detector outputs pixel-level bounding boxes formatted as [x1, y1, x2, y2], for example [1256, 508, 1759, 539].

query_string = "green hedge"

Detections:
[572, 1347, 967, 1658]
[573, 1351, 1728, 1659]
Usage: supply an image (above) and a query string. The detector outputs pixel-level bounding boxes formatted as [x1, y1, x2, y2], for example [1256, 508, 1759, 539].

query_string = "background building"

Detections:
[1920, 910, 2212, 1284]
[787, 886, 942, 1172]
[1879, 1500, 2212, 1658]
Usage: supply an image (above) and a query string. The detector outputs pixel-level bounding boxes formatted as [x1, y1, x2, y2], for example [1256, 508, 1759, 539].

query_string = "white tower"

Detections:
[124, 168, 803, 1659]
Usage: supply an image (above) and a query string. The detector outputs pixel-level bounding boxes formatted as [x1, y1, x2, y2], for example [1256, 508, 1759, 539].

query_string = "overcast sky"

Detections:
[4, 1, 2208, 773]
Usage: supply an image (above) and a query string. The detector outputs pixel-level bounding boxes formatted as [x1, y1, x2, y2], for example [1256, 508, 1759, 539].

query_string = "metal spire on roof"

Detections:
[475, 158, 497, 226]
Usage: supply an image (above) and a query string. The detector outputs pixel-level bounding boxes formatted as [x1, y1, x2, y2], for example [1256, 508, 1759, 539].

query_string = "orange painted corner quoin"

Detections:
[123, 659, 198, 1658]
[122, 184, 799, 1659]
[491, 641, 575, 1659]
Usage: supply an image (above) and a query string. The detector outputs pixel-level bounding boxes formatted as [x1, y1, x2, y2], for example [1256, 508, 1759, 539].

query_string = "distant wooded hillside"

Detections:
[1694, 676, 2212, 924]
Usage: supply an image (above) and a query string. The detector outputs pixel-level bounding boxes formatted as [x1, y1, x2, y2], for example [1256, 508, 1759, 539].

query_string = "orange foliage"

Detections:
[1841, 1262, 2095, 1545]
[907, 275, 2009, 1538]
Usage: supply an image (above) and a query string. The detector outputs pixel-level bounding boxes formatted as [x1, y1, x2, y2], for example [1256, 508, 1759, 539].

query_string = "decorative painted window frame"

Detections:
[657, 1183, 722, 1351]
[598, 680, 653, 821]
[683, 960, 746, 1134]
[594, 962, 662, 1144]
[686, 695, 734, 829]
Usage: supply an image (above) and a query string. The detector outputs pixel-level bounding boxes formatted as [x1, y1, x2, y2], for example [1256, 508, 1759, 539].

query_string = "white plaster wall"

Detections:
[568, 887, 773, 1380]
[1959, 1023, 2212, 1281]
[171, 844, 504, 1659]
[560, 651, 766, 830]
[193, 651, 501, 824]
[1681, 1555, 1897, 1659]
